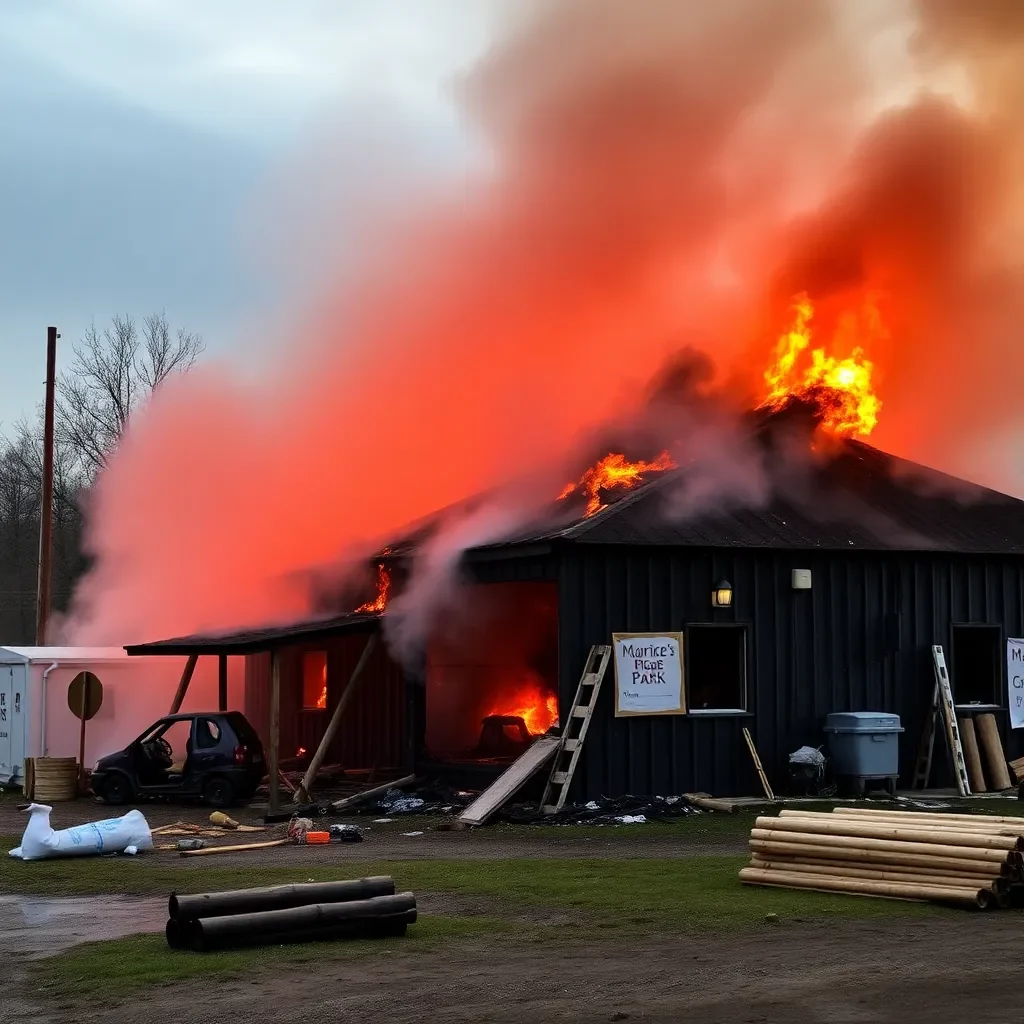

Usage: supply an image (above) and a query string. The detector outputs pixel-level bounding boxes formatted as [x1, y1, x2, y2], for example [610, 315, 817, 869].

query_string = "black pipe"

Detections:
[186, 909, 416, 952]
[165, 919, 184, 949]
[169, 876, 395, 921]
[185, 893, 417, 952]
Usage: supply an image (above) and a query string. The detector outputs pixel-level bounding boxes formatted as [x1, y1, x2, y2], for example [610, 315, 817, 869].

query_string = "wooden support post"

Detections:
[35, 326, 58, 646]
[169, 654, 198, 715]
[218, 654, 228, 711]
[77, 682, 88, 789]
[269, 648, 281, 814]
[296, 633, 378, 803]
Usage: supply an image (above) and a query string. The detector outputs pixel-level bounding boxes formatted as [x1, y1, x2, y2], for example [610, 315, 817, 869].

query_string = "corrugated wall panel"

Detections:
[559, 546, 1024, 800]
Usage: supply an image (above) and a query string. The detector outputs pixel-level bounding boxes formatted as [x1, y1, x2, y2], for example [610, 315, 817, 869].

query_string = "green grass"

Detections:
[4, 849, 934, 925]
[35, 915, 500, 998]
[24, 855, 933, 998]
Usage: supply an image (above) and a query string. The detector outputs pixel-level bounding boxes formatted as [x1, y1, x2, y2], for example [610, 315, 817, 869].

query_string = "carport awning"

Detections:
[124, 611, 382, 657]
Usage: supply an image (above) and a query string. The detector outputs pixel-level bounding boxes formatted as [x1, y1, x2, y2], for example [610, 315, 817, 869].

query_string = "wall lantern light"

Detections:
[711, 580, 733, 608]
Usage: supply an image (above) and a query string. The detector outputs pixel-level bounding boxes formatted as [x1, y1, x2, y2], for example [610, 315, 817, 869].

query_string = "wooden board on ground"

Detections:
[179, 838, 290, 857]
[328, 774, 417, 814]
[459, 737, 561, 827]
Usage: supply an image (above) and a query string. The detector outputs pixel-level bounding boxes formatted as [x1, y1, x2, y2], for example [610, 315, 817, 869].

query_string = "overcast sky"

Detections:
[0, 1, 490, 425]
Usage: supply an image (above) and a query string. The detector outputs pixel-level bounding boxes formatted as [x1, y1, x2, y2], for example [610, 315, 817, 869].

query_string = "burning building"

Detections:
[110, 0, 1024, 805]
[126, 386, 1024, 801]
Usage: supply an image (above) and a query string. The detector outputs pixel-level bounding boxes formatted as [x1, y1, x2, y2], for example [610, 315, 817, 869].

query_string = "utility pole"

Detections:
[36, 326, 58, 646]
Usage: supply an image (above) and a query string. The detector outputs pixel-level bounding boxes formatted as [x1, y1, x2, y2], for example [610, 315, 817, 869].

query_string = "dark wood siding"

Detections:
[244, 634, 406, 770]
[558, 545, 1024, 800]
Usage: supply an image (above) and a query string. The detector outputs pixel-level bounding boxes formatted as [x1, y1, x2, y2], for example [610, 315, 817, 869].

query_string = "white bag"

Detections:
[8, 803, 154, 861]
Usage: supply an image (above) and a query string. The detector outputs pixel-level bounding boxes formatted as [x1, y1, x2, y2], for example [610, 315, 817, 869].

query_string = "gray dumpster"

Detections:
[824, 712, 903, 796]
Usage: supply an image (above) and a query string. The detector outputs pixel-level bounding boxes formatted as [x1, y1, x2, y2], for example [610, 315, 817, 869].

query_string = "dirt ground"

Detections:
[10, 915, 1020, 1024]
[0, 796, 751, 863]
[6, 796, 1020, 1023]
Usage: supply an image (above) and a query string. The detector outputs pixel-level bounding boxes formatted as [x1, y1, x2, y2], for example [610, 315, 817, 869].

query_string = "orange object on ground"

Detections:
[305, 831, 330, 844]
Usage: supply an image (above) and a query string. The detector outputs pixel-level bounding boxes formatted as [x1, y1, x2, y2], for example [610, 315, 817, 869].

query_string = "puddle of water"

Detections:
[0, 895, 166, 958]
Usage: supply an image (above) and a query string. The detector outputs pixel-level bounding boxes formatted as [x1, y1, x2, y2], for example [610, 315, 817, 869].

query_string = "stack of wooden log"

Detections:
[1009, 755, 1024, 787]
[740, 807, 1024, 909]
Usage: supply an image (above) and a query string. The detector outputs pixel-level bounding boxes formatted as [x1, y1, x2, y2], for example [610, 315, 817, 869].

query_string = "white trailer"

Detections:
[0, 647, 243, 786]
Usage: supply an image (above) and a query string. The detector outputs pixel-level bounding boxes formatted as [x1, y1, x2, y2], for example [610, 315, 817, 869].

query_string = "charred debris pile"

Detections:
[265, 780, 720, 828]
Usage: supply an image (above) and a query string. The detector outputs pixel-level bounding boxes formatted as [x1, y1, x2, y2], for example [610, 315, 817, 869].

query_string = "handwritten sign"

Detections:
[1008, 639, 1024, 729]
[613, 633, 685, 717]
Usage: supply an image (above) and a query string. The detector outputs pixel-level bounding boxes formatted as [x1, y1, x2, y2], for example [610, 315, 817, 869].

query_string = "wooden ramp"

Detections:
[458, 736, 561, 827]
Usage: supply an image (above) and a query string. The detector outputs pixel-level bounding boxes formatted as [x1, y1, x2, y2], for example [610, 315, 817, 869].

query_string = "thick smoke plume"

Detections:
[63, 0, 1024, 648]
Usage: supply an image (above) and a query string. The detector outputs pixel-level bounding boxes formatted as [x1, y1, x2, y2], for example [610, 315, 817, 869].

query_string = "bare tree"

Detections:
[0, 313, 203, 641]
[56, 312, 204, 474]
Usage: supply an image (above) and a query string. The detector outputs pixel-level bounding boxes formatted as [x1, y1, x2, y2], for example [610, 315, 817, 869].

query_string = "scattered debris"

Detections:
[176, 839, 206, 851]
[328, 774, 417, 814]
[373, 818, 394, 824]
[502, 794, 699, 826]
[209, 811, 239, 830]
[153, 821, 265, 837]
[329, 824, 364, 843]
[9, 803, 153, 861]
[401, 831, 424, 837]
[614, 815, 647, 825]
[287, 817, 315, 843]
[351, 783, 474, 817]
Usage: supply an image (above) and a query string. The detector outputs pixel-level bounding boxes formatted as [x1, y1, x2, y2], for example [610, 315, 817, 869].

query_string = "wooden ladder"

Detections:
[539, 644, 611, 814]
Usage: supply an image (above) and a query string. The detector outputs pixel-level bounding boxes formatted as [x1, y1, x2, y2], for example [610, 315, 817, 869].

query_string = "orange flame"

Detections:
[560, 451, 676, 517]
[356, 562, 392, 613]
[489, 681, 559, 735]
[296, 746, 308, 758]
[761, 293, 881, 437]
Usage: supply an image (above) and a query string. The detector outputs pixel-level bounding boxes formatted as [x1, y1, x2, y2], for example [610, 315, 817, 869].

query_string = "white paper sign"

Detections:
[1008, 639, 1024, 729]
[613, 633, 685, 716]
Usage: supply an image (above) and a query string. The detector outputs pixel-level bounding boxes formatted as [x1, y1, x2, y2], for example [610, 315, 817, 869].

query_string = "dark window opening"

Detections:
[951, 625, 1001, 706]
[302, 651, 328, 710]
[687, 625, 747, 711]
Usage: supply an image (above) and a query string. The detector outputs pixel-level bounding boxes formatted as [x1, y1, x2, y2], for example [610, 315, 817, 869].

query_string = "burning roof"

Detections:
[479, 422, 1024, 556]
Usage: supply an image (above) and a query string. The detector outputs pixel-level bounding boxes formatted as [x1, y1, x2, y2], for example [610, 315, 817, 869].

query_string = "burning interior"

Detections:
[424, 582, 559, 763]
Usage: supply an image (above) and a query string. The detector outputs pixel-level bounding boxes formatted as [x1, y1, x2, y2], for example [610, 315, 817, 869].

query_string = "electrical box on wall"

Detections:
[791, 569, 812, 590]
